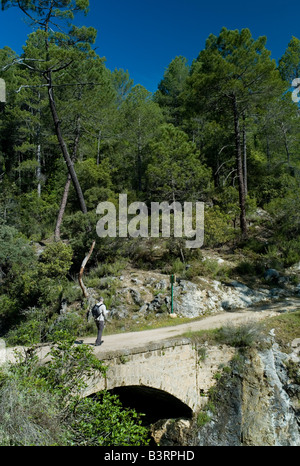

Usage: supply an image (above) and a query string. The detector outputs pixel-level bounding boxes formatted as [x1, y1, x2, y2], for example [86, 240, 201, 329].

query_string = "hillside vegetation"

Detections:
[1, 1, 300, 448]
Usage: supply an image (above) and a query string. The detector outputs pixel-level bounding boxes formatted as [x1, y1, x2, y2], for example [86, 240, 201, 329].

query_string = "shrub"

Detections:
[197, 411, 211, 427]
[171, 257, 186, 275]
[0, 377, 68, 446]
[216, 323, 266, 348]
[38, 242, 73, 279]
[204, 206, 235, 247]
[0, 334, 149, 446]
[71, 392, 149, 446]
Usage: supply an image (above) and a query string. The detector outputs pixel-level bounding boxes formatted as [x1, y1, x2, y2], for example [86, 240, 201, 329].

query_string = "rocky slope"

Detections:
[104, 262, 300, 324]
[150, 337, 300, 446]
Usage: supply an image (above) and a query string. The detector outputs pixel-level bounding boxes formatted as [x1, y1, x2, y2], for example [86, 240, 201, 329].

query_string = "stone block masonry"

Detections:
[84, 337, 235, 413]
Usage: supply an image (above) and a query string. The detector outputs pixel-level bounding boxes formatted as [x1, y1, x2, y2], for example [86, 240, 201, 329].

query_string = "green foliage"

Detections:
[19, 243, 72, 306]
[38, 333, 106, 397]
[196, 411, 211, 427]
[262, 310, 300, 351]
[75, 158, 112, 194]
[216, 323, 266, 349]
[184, 322, 267, 349]
[39, 242, 73, 278]
[204, 206, 235, 247]
[146, 123, 212, 202]
[0, 224, 37, 324]
[71, 392, 149, 446]
[0, 374, 68, 446]
[0, 295, 17, 321]
[184, 258, 231, 281]
[5, 307, 49, 346]
[0, 235, 74, 342]
[285, 359, 300, 388]
[171, 257, 186, 275]
[88, 258, 128, 279]
[0, 334, 149, 446]
[0, 224, 36, 275]
[14, 192, 59, 240]
[154, 55, 189, 125]
[278, 36, 300, 82]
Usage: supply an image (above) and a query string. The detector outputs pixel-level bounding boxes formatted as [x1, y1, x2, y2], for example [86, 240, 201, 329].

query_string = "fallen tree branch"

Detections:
[78, 241, 96, 299]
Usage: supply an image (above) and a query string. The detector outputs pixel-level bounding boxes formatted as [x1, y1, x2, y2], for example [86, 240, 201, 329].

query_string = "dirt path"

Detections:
[90, 298, 299, 355]
[5, 297, 300, 361]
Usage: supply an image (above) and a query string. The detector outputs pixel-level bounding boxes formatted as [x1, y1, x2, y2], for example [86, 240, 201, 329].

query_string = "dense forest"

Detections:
[0, 0, 299, 340]
[0, 0, 300, 446]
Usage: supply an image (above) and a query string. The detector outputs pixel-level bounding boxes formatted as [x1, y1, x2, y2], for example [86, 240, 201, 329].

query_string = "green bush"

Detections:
[0, 335, 150, 446]
[197, 411, 211, 427]
[5, 307, 50, 346]
[0, 295, 18, 321]
[39, 242, 73, 279]
[184, 258, 231, 281]
[71, 392, 149, 446]
[0, 376, 68, 446]
[216, 323, 266, 348]
[171, 257, 186, 275]
[14, 192, 58, 240]
[204, 206, 235, 247]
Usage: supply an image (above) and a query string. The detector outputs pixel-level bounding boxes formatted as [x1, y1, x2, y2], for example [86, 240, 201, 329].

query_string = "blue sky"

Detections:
[0, 0, 299, 93]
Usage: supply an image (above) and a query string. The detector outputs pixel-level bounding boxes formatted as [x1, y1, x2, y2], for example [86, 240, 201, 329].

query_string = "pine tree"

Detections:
[154, 56, 189, 126]
[1, 0, 97, 217]
[182, 28, 282, 237]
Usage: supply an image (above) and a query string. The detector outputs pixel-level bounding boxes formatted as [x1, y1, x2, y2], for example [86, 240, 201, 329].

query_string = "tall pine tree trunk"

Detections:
[97, 129, 101, 165]
[232, 95, 247, 237]
[281, 122, 291, 167]
[266, 134, 271, 173]
[137, 116, 142, 191]
[36, 143, 42, 198]
[36, 91, 42, 198]
[242, 113, 248, 197]
[43, 16, 88, 217]
[45, 70, 88, 215]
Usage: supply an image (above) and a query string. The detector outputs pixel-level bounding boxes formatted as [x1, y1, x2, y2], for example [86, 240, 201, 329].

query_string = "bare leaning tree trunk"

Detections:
[54, 116, 82, 241]
[78, 240, 96, 299]
[54, 173, 72, 241]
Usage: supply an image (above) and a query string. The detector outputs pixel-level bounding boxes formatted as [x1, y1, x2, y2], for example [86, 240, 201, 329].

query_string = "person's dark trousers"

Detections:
[95, 320, 105, 345]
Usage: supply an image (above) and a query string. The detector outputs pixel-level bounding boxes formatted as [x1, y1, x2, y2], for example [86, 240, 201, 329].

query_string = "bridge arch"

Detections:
[108, 385, 193, 424]
[83, 338, 235, 415]
[83, 339, 202, 412]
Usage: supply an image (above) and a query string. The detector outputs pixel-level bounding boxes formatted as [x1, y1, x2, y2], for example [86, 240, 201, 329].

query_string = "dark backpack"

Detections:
[91, 304, 104, 320]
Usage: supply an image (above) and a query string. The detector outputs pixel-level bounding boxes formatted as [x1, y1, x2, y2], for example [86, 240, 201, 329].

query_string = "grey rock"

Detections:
[155, 279, 168, 290]
[129, 288, 143, 306]
[138, 303, 149, 315]
[190, 346, 300, 446]
[148, 294, 164, 312]
[110, 308, 129, 320]
[264, 269, 280, 282]
[131, 277, 142, 285]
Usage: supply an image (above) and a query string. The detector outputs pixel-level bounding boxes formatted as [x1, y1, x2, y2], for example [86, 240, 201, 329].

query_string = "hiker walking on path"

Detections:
[92, 297, 108, 346]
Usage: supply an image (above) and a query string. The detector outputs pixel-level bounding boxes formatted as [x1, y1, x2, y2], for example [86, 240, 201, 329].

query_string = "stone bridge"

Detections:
[83, 337, 235, 420]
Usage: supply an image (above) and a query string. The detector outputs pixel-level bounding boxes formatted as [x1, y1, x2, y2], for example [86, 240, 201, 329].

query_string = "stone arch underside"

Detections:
[107, 385, 193, 424]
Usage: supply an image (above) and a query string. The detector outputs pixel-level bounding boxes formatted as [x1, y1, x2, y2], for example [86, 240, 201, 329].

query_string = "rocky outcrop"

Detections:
[108, 267, 300, 322]
[191, 342, 300, 446]
[150, 336, 300, 446]
[151, 419, 192, 446]
[173, 278, 272, 317]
